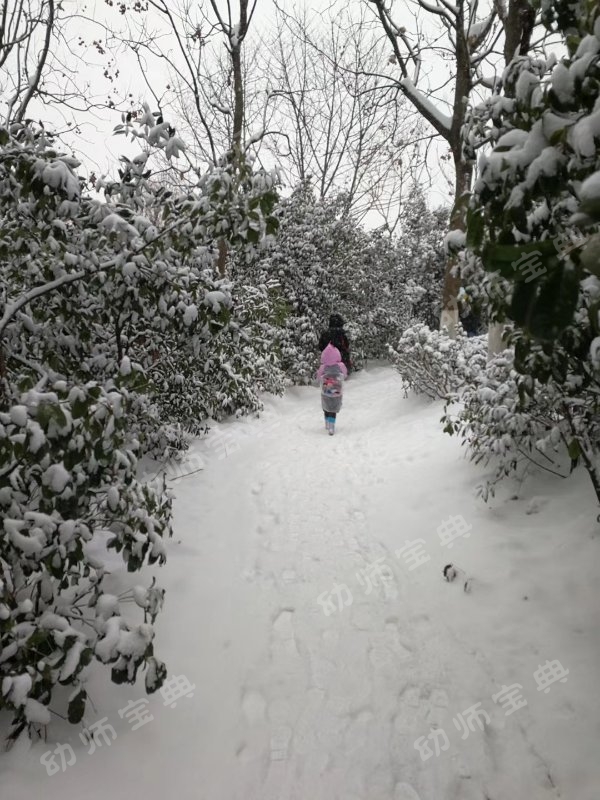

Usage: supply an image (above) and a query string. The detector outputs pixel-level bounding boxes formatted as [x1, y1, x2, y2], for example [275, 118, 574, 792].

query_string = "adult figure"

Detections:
[319, 313, 351, 373]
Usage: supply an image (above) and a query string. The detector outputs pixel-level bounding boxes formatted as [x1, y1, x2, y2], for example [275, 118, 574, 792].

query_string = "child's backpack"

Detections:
[322, 373, 342, 398]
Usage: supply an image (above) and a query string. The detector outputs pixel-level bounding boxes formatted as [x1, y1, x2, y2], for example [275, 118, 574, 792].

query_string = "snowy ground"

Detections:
[2, 365, 600, 799]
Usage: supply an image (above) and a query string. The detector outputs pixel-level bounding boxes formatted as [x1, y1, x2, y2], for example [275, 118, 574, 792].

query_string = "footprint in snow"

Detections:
[280, 568, 297, 585]
[343, 709, 375, 754]
[425, 688, 449, 728]
[270, 725, 293, 761]
[393, 684, 422, 735]
[241, 689, 267, 725]
[271, 608, 299, 657]
[368, 622, 413, 671]
[526, 495, 550, 515]
[272, 608, 295, 635]
[394, 782, 422, 800]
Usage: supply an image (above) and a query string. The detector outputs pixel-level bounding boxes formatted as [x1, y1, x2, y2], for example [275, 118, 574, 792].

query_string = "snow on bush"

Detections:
[0, 381, 171, 740]
[0, 113, 281, 739]
[388, 323, 487, 400]
[236, 182, 448, 383]
[443, 347, 600, 501]
[459, 2, 600, 505]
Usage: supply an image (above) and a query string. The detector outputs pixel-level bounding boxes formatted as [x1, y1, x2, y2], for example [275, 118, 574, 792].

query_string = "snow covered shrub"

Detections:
[443, 348, 600, 500]
[388, 323, 487, 400]
[0, 378, 171, 739]
[460, 0, 600, 503]
[0, 113, 280, 736]
[194, 280, 285, 418]
[443, 352, 563, 499]
[462, 0, 600, 352]
[237, 182, 447, 383]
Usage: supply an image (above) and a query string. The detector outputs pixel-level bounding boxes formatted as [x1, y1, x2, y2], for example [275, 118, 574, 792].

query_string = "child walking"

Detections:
[316, 343, 348, 435]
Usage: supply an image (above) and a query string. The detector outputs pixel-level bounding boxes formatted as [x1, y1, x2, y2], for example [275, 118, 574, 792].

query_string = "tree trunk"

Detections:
[503, 0, 537, 61]
[217, 238, 228, 278]
[216, 0, 250, 278]
[231, 41, 244, 166]
[440, 154, 472, 336]
[487, 322, 505, 358]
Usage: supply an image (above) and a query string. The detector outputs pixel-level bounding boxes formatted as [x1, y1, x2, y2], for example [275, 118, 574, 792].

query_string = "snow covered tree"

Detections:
[394, 190, 449, 329]
[364, 0, 541, 333]
[462, 0, 600, 503]
[466, 0, 600, 346]
[239, 182, 424, 383]
[0, 106, 280, 738]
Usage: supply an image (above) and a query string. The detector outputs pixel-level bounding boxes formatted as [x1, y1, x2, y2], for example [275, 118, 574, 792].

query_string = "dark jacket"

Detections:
[318, 314, 351, 370]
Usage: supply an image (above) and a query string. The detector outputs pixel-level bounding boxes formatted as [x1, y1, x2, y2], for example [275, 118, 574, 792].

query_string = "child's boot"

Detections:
[328, 417, 335, 436]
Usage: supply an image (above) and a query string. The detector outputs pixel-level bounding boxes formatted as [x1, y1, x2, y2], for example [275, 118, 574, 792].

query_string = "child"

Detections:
[316, 343, 348, 435]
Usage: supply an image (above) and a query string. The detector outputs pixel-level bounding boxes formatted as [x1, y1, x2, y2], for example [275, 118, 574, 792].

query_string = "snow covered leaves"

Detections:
[0, 112, 285, 738]
[465, 13, 600, 348]
[477, 237, 581, 345]
[0, 381, 171, 739]
[455, 6, 600, 504]
[388, 324, 487, 400]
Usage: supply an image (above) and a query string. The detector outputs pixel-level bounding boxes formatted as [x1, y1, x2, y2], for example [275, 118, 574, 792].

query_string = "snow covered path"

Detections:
[2, 366, 599, 799]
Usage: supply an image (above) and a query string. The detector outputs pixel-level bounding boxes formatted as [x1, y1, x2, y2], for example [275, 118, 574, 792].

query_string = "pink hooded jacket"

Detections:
[316, 344, 348, 380]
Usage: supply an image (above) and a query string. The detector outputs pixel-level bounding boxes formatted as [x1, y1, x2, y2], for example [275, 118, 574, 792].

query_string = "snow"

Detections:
[59, 642, 86, 684]
[443, 229, 466, 253]
[204, 290, 230, 313]
[10, 405, 28, 427]
[41, 463, 70, 494]
[495, 129, 529, 149]
[579, 170, 600, 205]
[95, 595, 119, 621]
[570, 109, 600, 158]
[574, 34, 600, 59]
[98, 214, 138, 238]
[1, 366, 600, 799]
[478, 120, 547, 188]
[33, 159, 80, 200]
[119, 356, 131, 376]
[399, 78, 452, 134]
[183, 304, 198, 326]
[551, 63, 574, 105]
[526, 146, 562, 187]
[24, 699, 51, 726]
[2, 674, 32, 707]
[515, 69, 539, 104]
[5, 519, 44, 556]
[107, 486, 120, 511]
[591, 336, 600, 370]
[467, 15, 492, 42]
